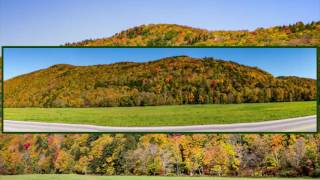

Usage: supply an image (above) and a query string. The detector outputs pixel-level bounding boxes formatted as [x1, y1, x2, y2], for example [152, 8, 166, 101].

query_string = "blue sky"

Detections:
[0, 0, 319, 46]
[3, 48, 316, 80]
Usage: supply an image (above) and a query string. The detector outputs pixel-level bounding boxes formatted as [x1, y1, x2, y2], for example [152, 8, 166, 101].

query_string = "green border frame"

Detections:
[1, 46, 319, 134]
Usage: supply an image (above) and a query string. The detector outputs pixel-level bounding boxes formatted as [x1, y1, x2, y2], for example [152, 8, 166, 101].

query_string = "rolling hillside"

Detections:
[67, 21, 320, 46]
[4, 56, 316, 108]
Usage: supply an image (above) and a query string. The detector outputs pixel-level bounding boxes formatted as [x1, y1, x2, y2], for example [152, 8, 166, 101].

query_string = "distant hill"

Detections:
[67, 21, 320, 46]
[4, 56, 315, 108]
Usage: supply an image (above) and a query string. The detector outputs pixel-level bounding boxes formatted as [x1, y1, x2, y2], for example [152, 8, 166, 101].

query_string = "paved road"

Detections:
[3, 115, 317, 132]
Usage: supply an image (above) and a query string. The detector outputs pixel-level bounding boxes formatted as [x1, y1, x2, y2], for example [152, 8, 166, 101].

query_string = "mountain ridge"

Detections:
[66, 21, 320, 46]
[6, 55, 314, 82]
[5, 56, 316, 108]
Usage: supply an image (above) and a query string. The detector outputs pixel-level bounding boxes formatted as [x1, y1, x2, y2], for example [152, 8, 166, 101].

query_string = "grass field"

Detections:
[4, 101, 316, 126]
[0, 175, 314, 180]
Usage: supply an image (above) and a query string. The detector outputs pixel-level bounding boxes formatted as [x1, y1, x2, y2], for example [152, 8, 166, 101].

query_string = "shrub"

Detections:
[279, 169, 299, 177]
[312, 169, 320, 177]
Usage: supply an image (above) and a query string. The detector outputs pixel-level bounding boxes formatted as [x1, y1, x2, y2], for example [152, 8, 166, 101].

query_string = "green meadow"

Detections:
[4, 101, 316, 126]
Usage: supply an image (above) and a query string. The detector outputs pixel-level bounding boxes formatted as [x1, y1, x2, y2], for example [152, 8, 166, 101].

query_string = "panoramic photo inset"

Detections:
[3, 48, 317, 132]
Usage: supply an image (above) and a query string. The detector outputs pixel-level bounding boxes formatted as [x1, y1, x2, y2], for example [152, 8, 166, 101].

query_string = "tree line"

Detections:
[0, 134, 320, 177]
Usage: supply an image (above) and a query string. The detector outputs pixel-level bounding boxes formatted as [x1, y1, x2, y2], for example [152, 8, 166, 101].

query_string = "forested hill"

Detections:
[4, 56, 315, 108]
[66, 21, 320, 46]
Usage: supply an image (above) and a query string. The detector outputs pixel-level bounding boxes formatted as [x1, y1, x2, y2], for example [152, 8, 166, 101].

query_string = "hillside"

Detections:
[4, 56, 316, 108]
[67, 21, 320, 46]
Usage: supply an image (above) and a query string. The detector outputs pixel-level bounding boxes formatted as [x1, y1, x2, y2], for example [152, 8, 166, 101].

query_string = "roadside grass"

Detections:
[0, 174, 315, 180]
[4, 101, 316, 127]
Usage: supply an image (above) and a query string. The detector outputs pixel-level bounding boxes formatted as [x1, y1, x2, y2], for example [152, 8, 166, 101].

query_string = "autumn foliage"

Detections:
[0, 134, 320, 177]
[0, 21, 320, 177]
[67, 21, 320, 46]
[4, 56, 315, 108]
